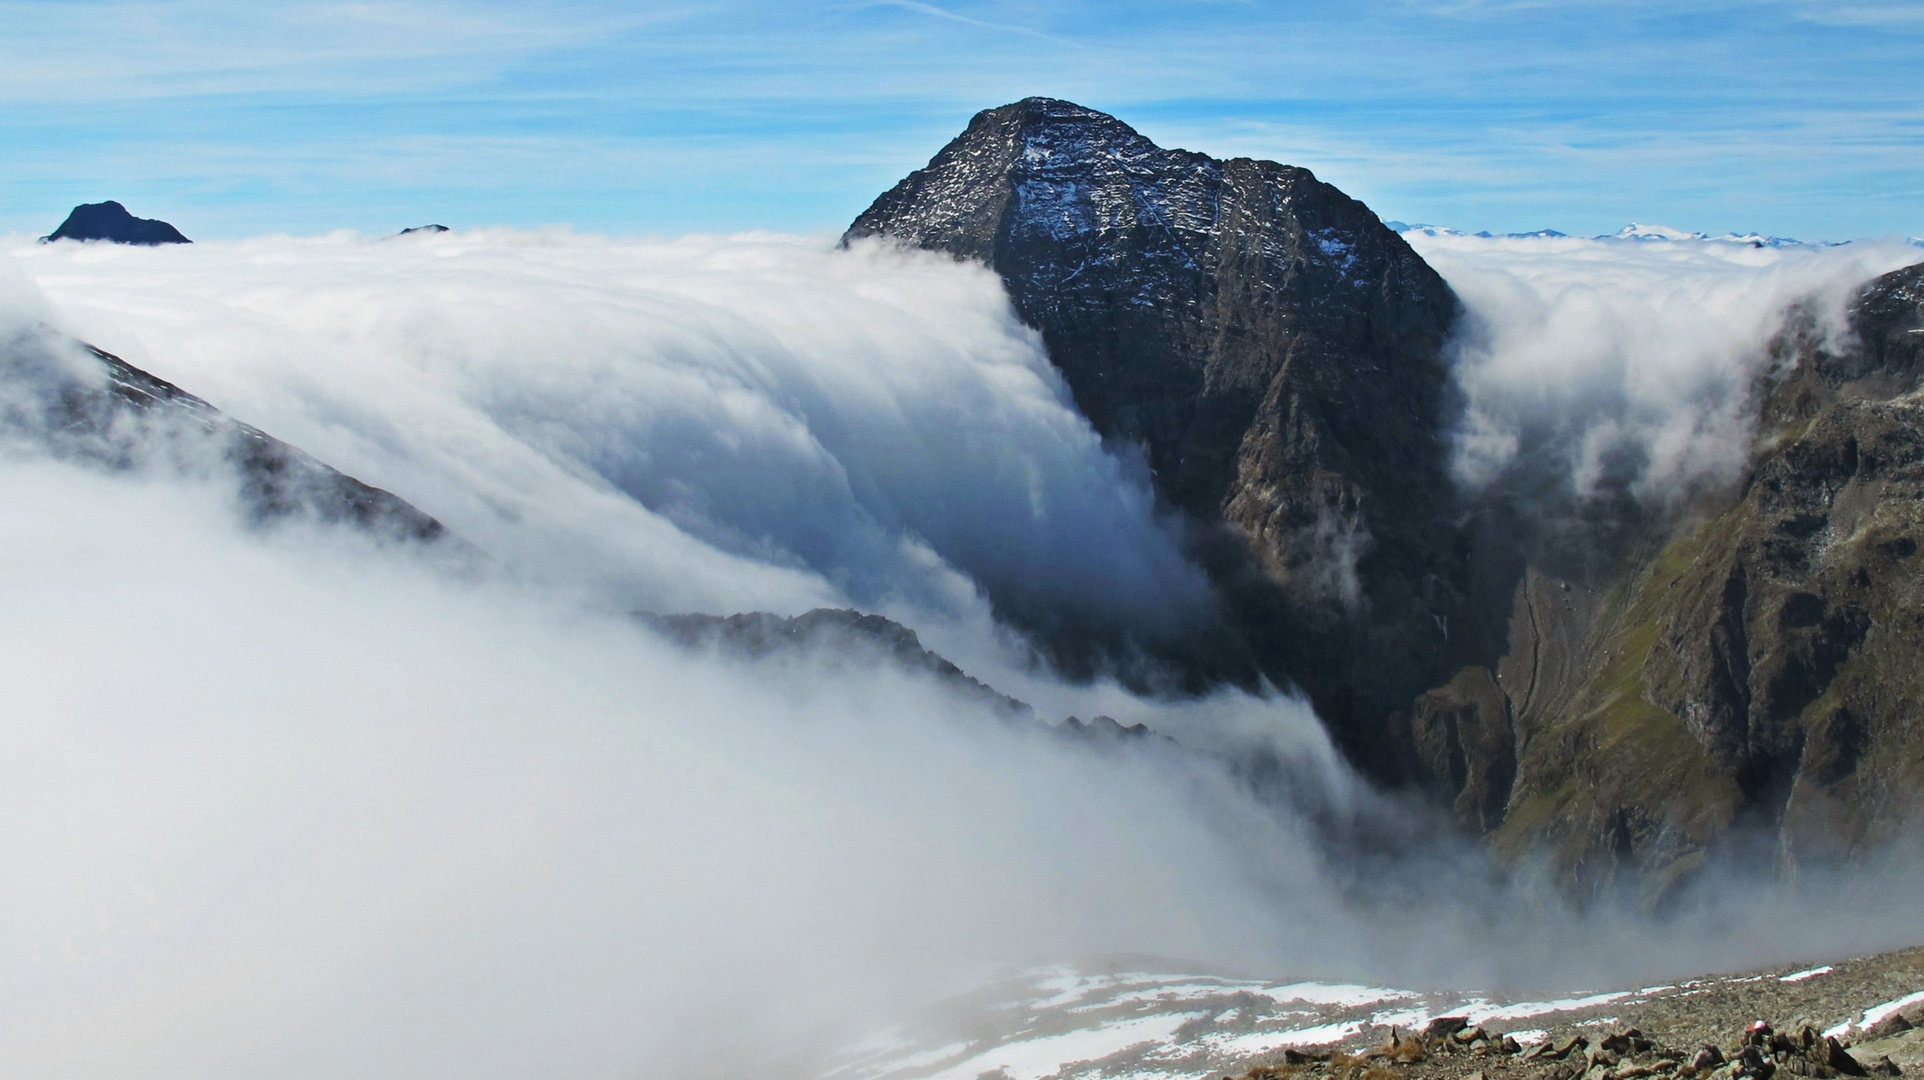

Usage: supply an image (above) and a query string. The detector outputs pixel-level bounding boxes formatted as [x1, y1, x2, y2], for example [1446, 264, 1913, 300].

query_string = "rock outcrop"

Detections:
[1484, 261, 1924, 895]
[637, 607, 1034, 719]
[42, 201, 191, 245]
[1240, 1018, 1908, 1080]
[855, 942, 1924, 1080]
[641, 607, 1172, 743]
[846, 96, 1468, 765]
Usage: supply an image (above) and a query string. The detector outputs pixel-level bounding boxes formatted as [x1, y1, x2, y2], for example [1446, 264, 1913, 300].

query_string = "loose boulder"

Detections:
[1817, 1037, 1871, 1077]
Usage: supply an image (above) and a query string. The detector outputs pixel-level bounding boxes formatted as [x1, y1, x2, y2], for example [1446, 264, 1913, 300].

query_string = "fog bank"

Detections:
[6, 230, 1924, 1079]
[1409, 233, 1923, 508]
[11, 228, 1214, 682]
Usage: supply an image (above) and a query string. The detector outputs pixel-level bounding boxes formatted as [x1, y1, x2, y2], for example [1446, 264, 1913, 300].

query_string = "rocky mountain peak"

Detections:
[846, 97, 1172, 262]
[847, 97, 1468, 753]
[846, 99, 1924, 892]
[42, 201, 191, 245]
[846, 97, 1455, 520]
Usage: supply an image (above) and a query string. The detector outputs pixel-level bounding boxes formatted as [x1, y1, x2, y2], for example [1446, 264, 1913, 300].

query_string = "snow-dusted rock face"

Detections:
[846, 98, 1452, 521]
[847, 97, 1467, 757]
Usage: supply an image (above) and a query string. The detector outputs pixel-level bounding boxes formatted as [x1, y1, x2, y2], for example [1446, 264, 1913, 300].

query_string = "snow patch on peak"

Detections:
[1313, 231, 1353, 258]
[1608, 223, 1816, 247]
[1392, 224, 1567, 241]
[1614, 222, 1707, 241]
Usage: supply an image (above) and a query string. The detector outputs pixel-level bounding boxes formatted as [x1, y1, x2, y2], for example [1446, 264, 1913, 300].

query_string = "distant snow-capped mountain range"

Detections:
[1382, 220, 1923, 247]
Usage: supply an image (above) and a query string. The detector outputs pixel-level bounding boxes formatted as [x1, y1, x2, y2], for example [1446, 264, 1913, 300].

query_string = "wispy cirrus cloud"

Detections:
[1797, 3, 1924, 25]
[1, 0, 1919, 238]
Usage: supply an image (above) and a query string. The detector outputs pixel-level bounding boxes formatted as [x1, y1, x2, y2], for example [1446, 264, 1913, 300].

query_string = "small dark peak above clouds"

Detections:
[42, 201, 191, 245]
[397, 224, 450, 236]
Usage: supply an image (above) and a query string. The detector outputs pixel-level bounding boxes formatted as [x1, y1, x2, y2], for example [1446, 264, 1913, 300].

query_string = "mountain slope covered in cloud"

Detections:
[1, 330, 446, 543]
[1413, 235, 1924, 894]
[15, 227, 1225, 682]
[16, 99, 1924, 907]
[1, 234, 1372, 1080]
[1476, 259, 1924, 886]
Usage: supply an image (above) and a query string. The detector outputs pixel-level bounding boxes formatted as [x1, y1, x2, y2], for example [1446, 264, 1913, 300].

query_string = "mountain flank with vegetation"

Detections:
[848, 96, 1924, 896]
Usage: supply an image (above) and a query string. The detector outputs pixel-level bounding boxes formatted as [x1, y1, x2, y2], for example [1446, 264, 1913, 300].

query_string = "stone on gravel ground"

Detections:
[1234, 996, 1924, 1080]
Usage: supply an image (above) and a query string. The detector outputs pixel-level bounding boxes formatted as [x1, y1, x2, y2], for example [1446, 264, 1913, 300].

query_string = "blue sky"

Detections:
[3, 0, 1921, 240]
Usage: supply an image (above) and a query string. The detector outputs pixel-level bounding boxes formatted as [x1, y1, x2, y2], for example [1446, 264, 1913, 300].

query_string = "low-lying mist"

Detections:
[5, 228, 1924, 1079]
[0, 455, 1311, 1078]
[1409, 232, 1923, 509]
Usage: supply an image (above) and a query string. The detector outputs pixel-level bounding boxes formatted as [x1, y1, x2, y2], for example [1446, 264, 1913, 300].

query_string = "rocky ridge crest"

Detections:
[2, 328, 448, 542]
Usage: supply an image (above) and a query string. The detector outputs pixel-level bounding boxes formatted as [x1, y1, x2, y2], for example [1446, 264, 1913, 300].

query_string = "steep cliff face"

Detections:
[1485, 262, 1924, 898]
[846, 97, 1468, 753]
[847, 97, 1924, 891]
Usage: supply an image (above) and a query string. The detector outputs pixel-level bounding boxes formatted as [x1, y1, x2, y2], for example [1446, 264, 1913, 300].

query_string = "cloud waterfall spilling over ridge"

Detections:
[0, 233, 1364, 1075]
[1408, 233, 1924, 509]
[10, 229, 1215, 675]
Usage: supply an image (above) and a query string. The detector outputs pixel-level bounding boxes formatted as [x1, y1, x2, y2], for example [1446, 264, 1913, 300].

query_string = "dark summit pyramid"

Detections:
[847, 100, 1456, 521]
[43, 201, 191, 245]
[846, 97, 1472, 768]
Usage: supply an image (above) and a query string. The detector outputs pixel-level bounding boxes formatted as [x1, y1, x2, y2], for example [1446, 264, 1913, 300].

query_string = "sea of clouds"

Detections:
[0, 230, 1382, 1079]
[11, 229, 1221, 680]
[3, 227, 1923, 1079]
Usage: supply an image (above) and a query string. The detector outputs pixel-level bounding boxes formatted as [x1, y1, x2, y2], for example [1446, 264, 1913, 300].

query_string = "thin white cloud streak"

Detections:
[0, 0, 664, 100]
[1408, 233, 1924, 505]
[4, 1, 1922, 239]
[867, 0, 1087, 45]
[1798, 4, 1924, 26]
